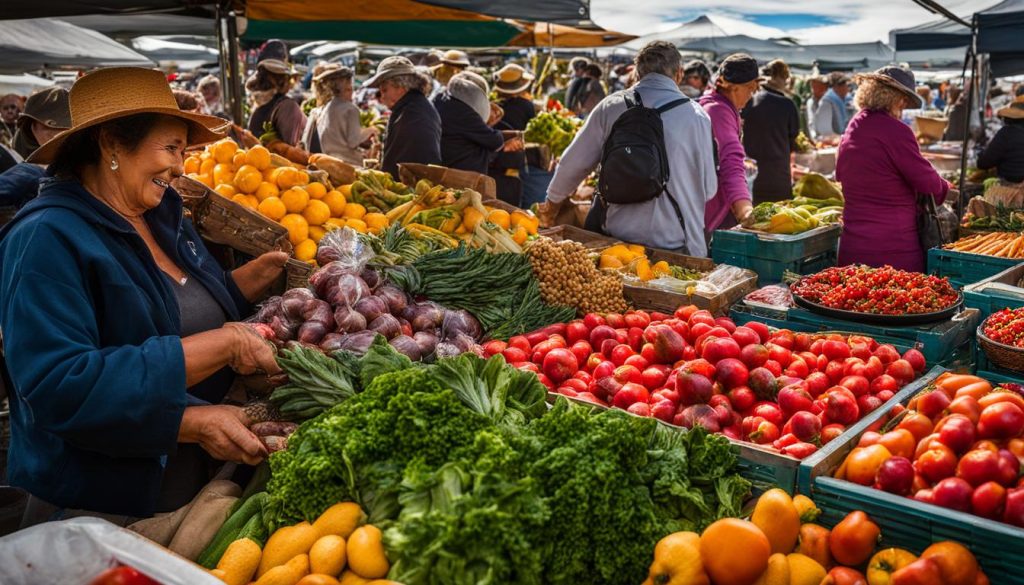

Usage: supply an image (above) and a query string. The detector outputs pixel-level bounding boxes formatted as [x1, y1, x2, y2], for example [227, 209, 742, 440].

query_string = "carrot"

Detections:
[953, 380, 993, 401]
[978, 389, 1024, 411]
[936, 374, 988, 397]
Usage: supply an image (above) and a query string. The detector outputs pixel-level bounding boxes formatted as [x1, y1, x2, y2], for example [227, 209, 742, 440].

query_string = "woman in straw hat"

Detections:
[977, 95, 1024, 186]
[835, 66, 953, 272]
[245, 59, 307, 146]
[0, 67, 288, 524]
[302, 64, 378, 165]
[489, 64, 536, 206]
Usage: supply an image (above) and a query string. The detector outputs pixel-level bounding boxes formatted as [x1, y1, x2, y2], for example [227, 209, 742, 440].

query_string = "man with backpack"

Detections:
[538, 41, 718, 256]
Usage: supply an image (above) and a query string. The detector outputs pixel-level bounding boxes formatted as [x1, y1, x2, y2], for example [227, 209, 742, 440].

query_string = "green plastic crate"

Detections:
[711, 226, 840, 284]
[798, 367, 1024, 584]
[927, 248, 1019, 289]
[711, 251, 836, 285]
[962, 262, 1024, 321]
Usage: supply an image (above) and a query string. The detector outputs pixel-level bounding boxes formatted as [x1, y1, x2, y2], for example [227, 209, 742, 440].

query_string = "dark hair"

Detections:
[683, 60, 711, 85]
[173, 89, 201, 112]
[584, 64, 603, 79]
[50, 113, 164, 178]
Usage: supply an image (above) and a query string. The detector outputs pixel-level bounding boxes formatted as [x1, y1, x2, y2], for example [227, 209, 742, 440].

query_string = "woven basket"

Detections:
[286, 259, 315, 290]
[916, 116, 949, 141]
[977, 323, 1024, 373]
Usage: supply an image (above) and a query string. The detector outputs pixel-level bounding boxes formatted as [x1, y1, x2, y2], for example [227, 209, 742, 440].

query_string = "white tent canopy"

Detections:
[130, 36, 218, 69]
[0, 73, 56, 95]
[0, 18, 154, 74]
[625, 15, 727, 50]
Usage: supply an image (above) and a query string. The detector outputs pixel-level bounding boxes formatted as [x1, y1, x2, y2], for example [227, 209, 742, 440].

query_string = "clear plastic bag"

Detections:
[313, 227, 374, 273]
[625, 265, 750, 296]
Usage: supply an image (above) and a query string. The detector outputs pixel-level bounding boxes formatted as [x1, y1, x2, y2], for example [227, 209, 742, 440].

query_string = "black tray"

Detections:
[791, 291, 964, 326]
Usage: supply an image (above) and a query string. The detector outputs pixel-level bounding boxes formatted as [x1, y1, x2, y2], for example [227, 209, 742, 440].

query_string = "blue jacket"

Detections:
[0, 162, 46, 207]
[0, 178, 249, 516]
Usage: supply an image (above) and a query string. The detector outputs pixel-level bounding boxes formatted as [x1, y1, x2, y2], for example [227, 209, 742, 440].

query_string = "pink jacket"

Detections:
[700, 90, 752, 231]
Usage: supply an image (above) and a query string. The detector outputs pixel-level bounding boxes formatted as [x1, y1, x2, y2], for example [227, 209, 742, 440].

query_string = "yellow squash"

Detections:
[641, 531, 709, 585]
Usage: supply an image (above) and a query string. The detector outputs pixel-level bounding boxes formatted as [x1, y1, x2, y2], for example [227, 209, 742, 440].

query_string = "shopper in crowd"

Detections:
[563, 57, 591, 114]
[815, 73, 851, 141]
[573, 63, 608, 118]
[245, 59, 306, 146]
[836, 66, 950, 272]
[489, 64, 536, 206]
[365, 56, 441, 179]
[0, 67, 287, 524]
[977, 95, 1024, 185]
[742, 59, 800, 203]
[539, 41, 718, 256]
[681, 59, 711, 98]
[806, 74, 829, 140]
[916, 85, 936, 111]
[431, 50, 470, 88]
[172, 89, 204, 113]
[942, 86, 968, 142]
[0, 87, 71, 208]
[197, 75, 226, 118]
[302, 64, 377, 165]
[1, 94, 22, 148]
[434, 71, 522, 176]
[700, 53, 758, 235]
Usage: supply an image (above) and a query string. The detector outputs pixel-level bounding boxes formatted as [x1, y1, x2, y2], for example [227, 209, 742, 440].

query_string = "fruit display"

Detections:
[982, 307, 1024, 347]
[747, 173, 843, 235]
[483, 305, 929, 459]
[642, 490, 988, 585]
[792, 266, 960, 316]
[526, 237, 630, 314]
[523, 110, 581, 156]
[943, 231, 1024, 258]
[598, 243, 704, 281]
[834, 372, 1024, 528]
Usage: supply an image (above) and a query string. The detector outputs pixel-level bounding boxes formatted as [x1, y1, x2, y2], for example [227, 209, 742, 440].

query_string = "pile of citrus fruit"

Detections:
[184, 140, 388, 263]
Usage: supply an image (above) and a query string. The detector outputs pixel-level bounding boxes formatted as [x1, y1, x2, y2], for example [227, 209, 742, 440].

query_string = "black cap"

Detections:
[718, 53, 762, 84]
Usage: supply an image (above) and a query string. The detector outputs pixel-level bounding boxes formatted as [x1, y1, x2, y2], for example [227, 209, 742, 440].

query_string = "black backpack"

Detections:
[597, 90, 691, 231]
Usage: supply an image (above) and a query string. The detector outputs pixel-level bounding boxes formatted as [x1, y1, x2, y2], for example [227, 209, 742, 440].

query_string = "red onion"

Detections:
[328, 273, 370, 307]
[404, 302, 444, 333]
[335, 331, 377, 354]
[334, 305, 367, 333]
[301, 299, 334, 327]
[369, 314, 401, 339]
[360, 267, 381, 290]
[412, 331, 438, 356]
[353, 296, 388, 323]
[377, 285, 409, 314]
[441, 309, 482, 341]
[297, 321, 329, 344]
[255, 296, 282, 323]
[310, 262, 350, 298]
[389, 335, 422, 361]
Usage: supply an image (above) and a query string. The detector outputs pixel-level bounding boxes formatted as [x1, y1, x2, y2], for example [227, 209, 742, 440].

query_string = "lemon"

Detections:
[342, 203, 366, 220]
[303, 200, 331, 226]
[258, 197, 287, 221]
[245, 145, 272, 170]
[281, 214, 310, 246]
[306, 181, 327, 199]
[323, 191, 347, 217]
[281, 188, 311, 214]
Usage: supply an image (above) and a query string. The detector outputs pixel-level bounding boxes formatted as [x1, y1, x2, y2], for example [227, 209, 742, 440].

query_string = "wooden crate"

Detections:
[398, 163, 496, 199]
[623, 249, 757, 316]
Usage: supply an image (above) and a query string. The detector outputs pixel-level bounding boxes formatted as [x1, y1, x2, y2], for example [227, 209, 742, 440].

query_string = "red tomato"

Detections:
[90, 567, 159, 585]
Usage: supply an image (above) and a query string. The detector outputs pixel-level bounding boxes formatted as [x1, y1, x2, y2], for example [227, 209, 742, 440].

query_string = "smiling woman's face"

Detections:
[111, 116, 188, 210]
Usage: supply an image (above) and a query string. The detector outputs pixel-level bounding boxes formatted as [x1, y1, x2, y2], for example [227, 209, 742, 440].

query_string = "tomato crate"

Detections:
[797, 367, 1024, 584]
[926, 248, 1019, 290]
[710, 225, 840, 285]
[962, 262, 1024, 321]
[729, 303, 978, 369]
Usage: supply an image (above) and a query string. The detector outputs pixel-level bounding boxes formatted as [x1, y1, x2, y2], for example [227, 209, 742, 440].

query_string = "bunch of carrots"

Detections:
[944, 231, 1024, 258]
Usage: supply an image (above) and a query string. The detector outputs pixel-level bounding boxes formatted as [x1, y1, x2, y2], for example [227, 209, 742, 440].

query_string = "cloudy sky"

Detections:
[590, 0, 989, 44]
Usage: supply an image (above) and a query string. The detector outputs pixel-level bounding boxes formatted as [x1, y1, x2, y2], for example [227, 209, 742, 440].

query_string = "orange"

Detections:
[199, 157, 216, 176]
[462, 207, 484, 231]
[343, 203, 366, 220]
[255, 181, 280, 202]
[751, 488, 800, 555]
[700, 518, 771, 585]
[183, 155, 200, 175]
[214, 184, 236, 198]
[294, 239, 318, 262]
[258, 197, 287, 221]
[232, 151, 247, 168]
[309, 225, 327, 243]
[306, 181, 327, 199]
[211, 139, 238, 164]
[281, 188, 310, 214]
[231, 193, 258, 209]
[194, 173, 213, 187]
[323, 191, 347, 216]
[487, 209, 511, 230]
[345, 218, 367, 233]
[233, 164, 262, 194]
[363, 212, 387, 231]
[338, 184, 353, 198]
[213, 163, 235, 186]
[324, 218, 346, 230]
[277, 166, 309, 189]
[303, 200, 331, 226]
[245, 145, 272, 170]
[281, 214, 309, 246]
[511, 225, 528, 245]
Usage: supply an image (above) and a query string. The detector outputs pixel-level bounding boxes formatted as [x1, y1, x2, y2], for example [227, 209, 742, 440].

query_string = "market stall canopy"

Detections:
[506, 22, 636, 48]
[0, 0, 214, 20]
[417, 0, 589, 24]
[0, 73, 56, 95]
[0, 18, 155, 74]
[60, 14, 216, 38]
[625, 15, 728, 50]
[890, 17, 971, 51]
[131, 36, 219, 69]
[243, 0, 522, 46]
[977, 0, 1024, 54]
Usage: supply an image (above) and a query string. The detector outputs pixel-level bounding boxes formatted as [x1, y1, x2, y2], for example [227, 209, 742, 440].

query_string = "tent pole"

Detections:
[956, 16, 977, 216]
[216, 6, 244, 125]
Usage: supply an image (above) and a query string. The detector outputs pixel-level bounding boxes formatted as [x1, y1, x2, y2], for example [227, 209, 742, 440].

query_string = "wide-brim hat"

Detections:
[18, 86, 70, 130]
[493, 63, 534, 95]
[257, 59, 303, 77]
[364, 56, 419, 88]
[29, 67, 226, 164]
[997, 95, 1024, 119]
[854, 66, 923, 109]
[313, 63, 353, 82]
[440, 49, 470, 67]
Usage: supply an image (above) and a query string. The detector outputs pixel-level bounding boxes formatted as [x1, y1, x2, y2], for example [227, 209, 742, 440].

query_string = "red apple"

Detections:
[676, 371, 714, 405]
[886, 359, 916, 384]
[916, 445, 959, 483]
[873, 344, 901, 365]
[650, 399, 676, 423]
[583, 313, 606, 330]
[972, 481, 1007, 519]
[778, 384, 814, 419]
[727, 385, 757, 412]
[876, 456, 915, 495]
[731, 326, 760, 347]
[613, 364, 642, 385]
[589, 324, 617, 350]
[787, 411, 822, 442]
[902, 348, 927, 372]
[977, 402, 1024, 440]
[716, 358, 750, 390]
[931, 477, 973, 512]
[937, 414, 976, 454]
[739, 343, 770, 369]
[611, 382, 649, 409]
[745, 321, 770, 343]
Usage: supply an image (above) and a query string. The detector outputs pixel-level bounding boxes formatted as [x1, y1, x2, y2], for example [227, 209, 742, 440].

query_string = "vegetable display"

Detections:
[983, 308, 1024, 347]
[834, 372, 1024, 529]
[599, 243, 704, 281]
[492, 306, 928, 459]
[792, 265, 959, 315]
[746, 173, 844, 235]
[963, 208, 1024, 232]
[526, 237, 629, 314]
[523, 111, 581, 156]
[943, 231, 1024, 258]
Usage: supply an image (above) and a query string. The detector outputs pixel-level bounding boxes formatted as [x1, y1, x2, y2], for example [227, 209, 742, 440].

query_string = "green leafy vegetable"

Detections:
[429, 353, 548, 426]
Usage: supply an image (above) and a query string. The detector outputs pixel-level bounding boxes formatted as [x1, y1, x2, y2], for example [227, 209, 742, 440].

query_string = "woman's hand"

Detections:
[502, 137, 525, 152]
[231, 251, 288, 302]
[223, 322, 281, 375]
[179, 405, 267, 465]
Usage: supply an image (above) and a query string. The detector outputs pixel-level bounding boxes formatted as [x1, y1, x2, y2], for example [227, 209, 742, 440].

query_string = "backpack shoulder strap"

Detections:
[656, 97, 690, 114]
[623, 89, 643, 109]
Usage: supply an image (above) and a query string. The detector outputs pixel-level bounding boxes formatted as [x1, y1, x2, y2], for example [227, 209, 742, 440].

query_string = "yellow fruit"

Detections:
[510, 210, 539, 234]
[636, 258, 654, 281]
[231, 193, 256, 209]
[200, 157, 216, 176]
[215, 184, 237, 197]
[652, 260, 671, 276]
[752, 488, 801, 556]
[212, 139, 238, 164]
[752, 553, 790, 585]
[324, 218, 346, 230]
[194, 173, 214, 187]
[256, 181, 281, 201]
[599, 254, 624, 269]
[281, 214, 310, 246]
[342, 203, 366, 220]
[787, 553, 826, 585]
[345, 219, 367, 233]
[345, 525, 388, 579]
[323, 191, 347, 216]
[246, 145, 272, 170]
[462, 207, 484, 231]
[337, 572, 369, 585]
[209, 568, 227, 581]
[338, 184, 353, 198]
[793, 494, 821, 524]
[184, 155, 201, 175]
[306, 181, 327, 199]
[511, 225, 528, 246]
[294, 239, 318, 262]
[641, 531, 709, 585]
[276, 167, 310, 188]
[363, 213, 388, 230]
[255, 554, 310, 585]
[487, 209, 511, 229]
[232, 151, 247, 168]
[700, 518, 771, 585]
[297, 576, 341, 585]
[309, 225, 326, 243]
[258, 523, 318, 577]
[627, 243, 645, 254]
[214, 163, 236, 186]
[216, 538, 262, 585]
[282, 188, 311, 213]
[259, 197, 288, 221]
[309, 535, 347, 577]
[303, 200, 331, 226]
[234, 164, 263, 194]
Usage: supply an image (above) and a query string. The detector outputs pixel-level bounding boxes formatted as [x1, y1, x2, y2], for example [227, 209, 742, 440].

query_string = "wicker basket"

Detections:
[976, 323, 1024, 373]
[916, 116, 949, 141]
[286, 258, 315, 290]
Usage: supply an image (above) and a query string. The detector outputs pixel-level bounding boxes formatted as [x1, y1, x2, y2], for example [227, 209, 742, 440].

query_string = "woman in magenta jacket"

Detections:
[836, 66, 951, 272]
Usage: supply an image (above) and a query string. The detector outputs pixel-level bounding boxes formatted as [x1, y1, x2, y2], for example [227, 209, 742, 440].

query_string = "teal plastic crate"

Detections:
[962, 262, 1024, 321]
[798, 366, 1024, 584]
[711, 226, 840, 285]
[927, 248, 1019, 289]
[730, 303, 979, 369]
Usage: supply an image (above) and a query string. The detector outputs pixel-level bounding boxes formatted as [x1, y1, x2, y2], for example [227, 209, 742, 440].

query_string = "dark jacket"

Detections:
[491, 96, 536, 172]
[382, 89, 442, 180]
[742, 87, 800, 202]
[978, 121, 1024, 183]
[0, 179, 249, 516]
[0, 163, 45, 208]
[433, 92, 504, 175]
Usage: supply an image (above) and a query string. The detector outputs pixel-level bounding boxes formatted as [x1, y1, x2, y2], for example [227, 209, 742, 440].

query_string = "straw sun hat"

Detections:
[29, 67, 226, 164]
[493, 64, 534, 95]
[997, 95, 1024, 120]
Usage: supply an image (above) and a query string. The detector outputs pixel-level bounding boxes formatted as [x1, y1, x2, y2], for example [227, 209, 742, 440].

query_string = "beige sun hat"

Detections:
[29, 68, 226, 165]
[493, 63, 534, 95]
[364, 56, 420, 89]
[997, 95, 1024, 120]
[439, 49, 470, 67]
[313, 63, 353, 82]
